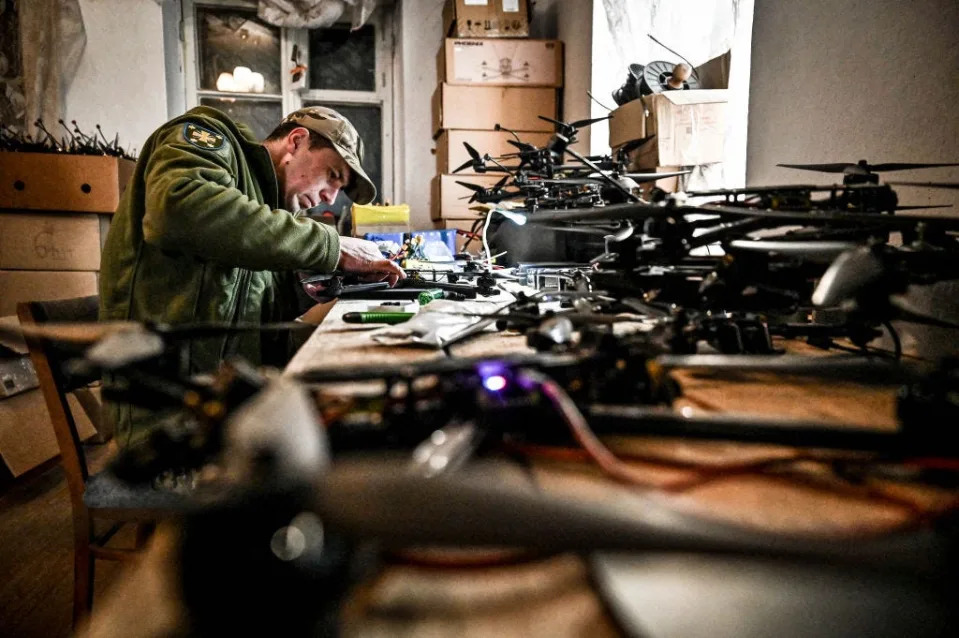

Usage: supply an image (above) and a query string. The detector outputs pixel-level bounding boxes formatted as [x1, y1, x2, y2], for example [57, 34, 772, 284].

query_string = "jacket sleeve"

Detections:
[140, 121, 340, 272]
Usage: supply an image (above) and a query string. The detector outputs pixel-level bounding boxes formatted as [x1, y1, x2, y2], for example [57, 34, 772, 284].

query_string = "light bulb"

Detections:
[250, 72, 265, 93]
[232, 66, 253, 92]
[216, 72, 235, 92]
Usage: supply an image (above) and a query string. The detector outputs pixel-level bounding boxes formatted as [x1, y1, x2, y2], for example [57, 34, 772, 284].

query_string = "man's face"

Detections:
[279, 129, 351, 212]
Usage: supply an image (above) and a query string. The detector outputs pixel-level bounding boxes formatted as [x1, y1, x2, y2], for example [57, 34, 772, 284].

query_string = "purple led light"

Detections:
[483, 374, 508, 392]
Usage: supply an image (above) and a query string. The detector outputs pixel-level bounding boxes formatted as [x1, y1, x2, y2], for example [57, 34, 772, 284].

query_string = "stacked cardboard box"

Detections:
[431, 0, 563, 248]
[0, 152, 132, 477]
[607, 51, 732, 193]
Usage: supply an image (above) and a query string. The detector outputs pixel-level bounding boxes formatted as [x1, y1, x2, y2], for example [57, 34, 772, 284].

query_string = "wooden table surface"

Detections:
[88, 298, 957, 638]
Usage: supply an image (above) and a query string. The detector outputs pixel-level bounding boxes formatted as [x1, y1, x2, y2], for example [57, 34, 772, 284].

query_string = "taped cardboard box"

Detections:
[438, 38, 563, 87]
[432, 83, 556, 137]
[0, 270, 99, 316]
[443, 0, 530, 38]
[436, 129, 552, 174]
[0, 152, 135, 213]
[609, 90, 727, 168]
[430, 174, 505, 221]
[0, 212, 102, 271]
[0, 386, 98, 477]
[608, 97, 650, 151]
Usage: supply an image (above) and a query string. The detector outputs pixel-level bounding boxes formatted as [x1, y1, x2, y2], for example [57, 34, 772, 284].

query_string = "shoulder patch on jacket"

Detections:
[182, 122, 225, 150]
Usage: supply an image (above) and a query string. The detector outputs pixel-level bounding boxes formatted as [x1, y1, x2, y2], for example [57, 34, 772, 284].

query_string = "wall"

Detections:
[394, 0, 446, 229]
[748, 0, 959, 210]
[65, 0, 168, 154]
[748, 0, 959, 358]
[556, 0, 592, 154]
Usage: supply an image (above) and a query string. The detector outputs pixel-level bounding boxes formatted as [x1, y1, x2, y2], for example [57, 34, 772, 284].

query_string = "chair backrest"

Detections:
[17, 296, 100, 510]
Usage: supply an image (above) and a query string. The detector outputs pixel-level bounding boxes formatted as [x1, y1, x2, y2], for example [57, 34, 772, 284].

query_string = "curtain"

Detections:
[19, 0, 86, 137]
[258, 0, 379, 30]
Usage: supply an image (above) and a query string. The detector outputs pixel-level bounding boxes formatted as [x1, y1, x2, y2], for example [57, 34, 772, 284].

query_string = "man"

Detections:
[100, 105, 404, 444]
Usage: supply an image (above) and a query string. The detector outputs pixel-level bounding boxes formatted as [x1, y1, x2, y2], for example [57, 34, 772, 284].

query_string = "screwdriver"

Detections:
[342, 311, 416, 325]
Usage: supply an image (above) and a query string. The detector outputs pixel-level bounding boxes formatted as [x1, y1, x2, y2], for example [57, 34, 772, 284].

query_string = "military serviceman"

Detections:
[100, 105, 404, 444]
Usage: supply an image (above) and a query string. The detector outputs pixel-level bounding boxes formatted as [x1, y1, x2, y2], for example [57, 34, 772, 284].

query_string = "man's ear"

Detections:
[288, 127, 310, 153]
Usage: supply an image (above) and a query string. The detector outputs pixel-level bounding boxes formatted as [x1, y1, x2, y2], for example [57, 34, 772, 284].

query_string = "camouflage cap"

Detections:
[281, 106, 376, 205]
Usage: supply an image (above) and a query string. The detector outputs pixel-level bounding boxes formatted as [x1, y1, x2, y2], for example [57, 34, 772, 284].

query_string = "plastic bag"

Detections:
[370, 300, 497, 348]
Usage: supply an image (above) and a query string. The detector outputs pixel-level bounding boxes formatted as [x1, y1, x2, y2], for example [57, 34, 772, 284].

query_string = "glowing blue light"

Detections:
[483, 374, 508, 392]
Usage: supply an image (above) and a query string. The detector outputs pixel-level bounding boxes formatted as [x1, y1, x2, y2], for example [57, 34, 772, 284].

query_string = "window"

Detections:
[181, 0, 394, 212]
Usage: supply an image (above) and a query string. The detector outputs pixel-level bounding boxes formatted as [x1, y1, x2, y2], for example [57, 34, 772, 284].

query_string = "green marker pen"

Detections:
[342, 311, 416, 325]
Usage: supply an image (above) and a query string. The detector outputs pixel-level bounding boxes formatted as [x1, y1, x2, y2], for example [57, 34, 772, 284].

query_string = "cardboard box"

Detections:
[695, 50, 731, 91]
[608, 97, 650, 151]
[443, 0, 530, 38]
[436, 129, 552, 174]
[432, 84, 557, 137]
[430, 173, 506, 221]
[0, 387, 97, 477]
[0, 349, 38, 400]
[0, 152, 135, 213]
[438, 38, 563, 87]
[0, 212, 102, 271]
[0, 270, 99, 316]
[609, 90, 728, 167]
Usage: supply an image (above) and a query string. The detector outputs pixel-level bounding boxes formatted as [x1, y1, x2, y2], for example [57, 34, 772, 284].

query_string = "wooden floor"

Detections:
[0, 444, 130, 638]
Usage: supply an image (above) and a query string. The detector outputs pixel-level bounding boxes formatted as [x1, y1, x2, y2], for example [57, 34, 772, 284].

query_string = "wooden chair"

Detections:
[17, 296, 184, 630]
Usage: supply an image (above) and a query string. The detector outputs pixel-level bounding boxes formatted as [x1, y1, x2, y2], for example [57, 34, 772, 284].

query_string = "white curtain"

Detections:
[19, 0, 87, 137]
[258, 0, 379, 30]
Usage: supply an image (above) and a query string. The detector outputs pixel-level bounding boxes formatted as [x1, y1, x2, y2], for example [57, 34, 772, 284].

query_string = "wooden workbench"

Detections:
[88, 298, 957, 638]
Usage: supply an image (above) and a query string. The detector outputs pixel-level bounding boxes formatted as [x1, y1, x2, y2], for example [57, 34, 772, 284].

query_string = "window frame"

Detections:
[179, 0, 394, 203]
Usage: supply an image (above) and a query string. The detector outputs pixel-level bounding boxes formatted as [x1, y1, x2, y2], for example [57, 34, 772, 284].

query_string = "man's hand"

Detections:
[336, 236, 406, 287]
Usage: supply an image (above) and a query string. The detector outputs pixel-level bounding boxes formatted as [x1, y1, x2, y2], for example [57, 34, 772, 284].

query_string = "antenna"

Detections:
[587, 90, 614, 112]
[647, 33, 700, 82]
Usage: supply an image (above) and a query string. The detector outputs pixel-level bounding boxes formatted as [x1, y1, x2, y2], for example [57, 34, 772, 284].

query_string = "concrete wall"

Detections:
[65, 0, 168, 155]
[557, 0, 593, 154]
[394, 0, 446, 229]
[748, 0, 959, 357]
[748, 0, 959, 210]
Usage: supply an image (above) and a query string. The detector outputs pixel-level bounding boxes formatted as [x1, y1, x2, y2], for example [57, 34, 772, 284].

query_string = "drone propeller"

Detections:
[538, 114, 611, 133]
[456, 175, 512, 204]
[313, 458, 949, 571]
[693, 202, 959, 228]
[888, 181, 959, 190]
[506, 138, 538, 153]
[726, 239, 859, 263]
[452, 142, 486, 174]
[622, 169, 691, 183]
[779, 161, 959, 175]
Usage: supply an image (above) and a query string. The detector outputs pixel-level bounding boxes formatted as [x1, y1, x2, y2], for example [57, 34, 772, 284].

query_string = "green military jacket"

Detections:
[100, 106, 340, 443]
